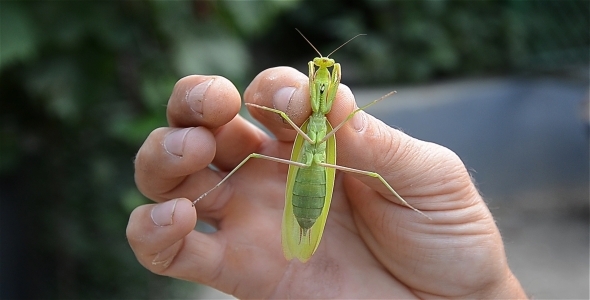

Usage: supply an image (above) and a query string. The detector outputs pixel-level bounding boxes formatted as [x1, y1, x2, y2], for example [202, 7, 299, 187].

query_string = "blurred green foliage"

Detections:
[0, 0, 587, 298]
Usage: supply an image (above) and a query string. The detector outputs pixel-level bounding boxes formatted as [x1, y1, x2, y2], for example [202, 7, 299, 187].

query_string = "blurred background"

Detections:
[0, 1, 588, 299]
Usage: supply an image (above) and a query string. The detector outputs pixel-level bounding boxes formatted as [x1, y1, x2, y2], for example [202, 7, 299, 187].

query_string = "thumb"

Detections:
[328, 89, 477, 214]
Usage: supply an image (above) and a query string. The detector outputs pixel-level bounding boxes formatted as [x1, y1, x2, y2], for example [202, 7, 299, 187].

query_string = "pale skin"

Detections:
[128, 67, 527, 298]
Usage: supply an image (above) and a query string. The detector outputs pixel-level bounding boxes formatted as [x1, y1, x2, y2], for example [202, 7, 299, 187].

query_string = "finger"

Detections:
[243, 67, 311, 142]
[167, 75, 241, 128]
[126, 198, 226, 285]
[135, 75, 245, 203]
[210, 114, 269, 172]
[135, 126, 217, 203]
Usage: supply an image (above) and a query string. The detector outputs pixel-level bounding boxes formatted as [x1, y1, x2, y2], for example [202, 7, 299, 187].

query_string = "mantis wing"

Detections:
[281, 120, 336, 263]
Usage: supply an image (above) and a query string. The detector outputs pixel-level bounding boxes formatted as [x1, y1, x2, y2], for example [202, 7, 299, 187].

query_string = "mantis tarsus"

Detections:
[193, 29, 429, 263]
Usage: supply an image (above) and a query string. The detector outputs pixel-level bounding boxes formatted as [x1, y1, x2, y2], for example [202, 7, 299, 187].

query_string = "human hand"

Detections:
[127, 67, 526, 298]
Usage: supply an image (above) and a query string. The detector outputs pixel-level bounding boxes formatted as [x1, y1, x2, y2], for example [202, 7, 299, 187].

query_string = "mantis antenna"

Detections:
[295, 28, 366, 58]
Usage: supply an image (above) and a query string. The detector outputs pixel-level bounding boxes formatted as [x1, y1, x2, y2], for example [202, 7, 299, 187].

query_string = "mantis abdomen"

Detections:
[292, 164, 327, 231]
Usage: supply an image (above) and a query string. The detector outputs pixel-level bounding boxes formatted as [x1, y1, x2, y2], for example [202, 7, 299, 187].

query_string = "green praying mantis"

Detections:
[193, 29, 429, 263]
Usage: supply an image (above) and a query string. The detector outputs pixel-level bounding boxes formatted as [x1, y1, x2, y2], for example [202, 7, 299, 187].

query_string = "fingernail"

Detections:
[273, 87, 296, 112]
[151, 199, 179, 226]
[187, 79, 214, 114]
[351, 111, 367, 132]
[164, 128, 194, 157]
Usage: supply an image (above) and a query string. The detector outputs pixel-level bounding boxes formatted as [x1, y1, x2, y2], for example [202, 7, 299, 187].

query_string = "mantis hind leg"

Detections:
[193, 153, 307, 205]
[317, 161, 431, 220]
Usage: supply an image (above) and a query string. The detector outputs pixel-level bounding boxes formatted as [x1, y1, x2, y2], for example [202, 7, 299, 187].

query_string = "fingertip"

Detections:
[178, 126, 217, 171]
[127, 198, 197, 258]
[167, 75, 241, 128]
[152, 198, 197, 229]
[128, 198, 225, 279]
[135, 126, 216, 201]
[244, 67, 311, 141]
